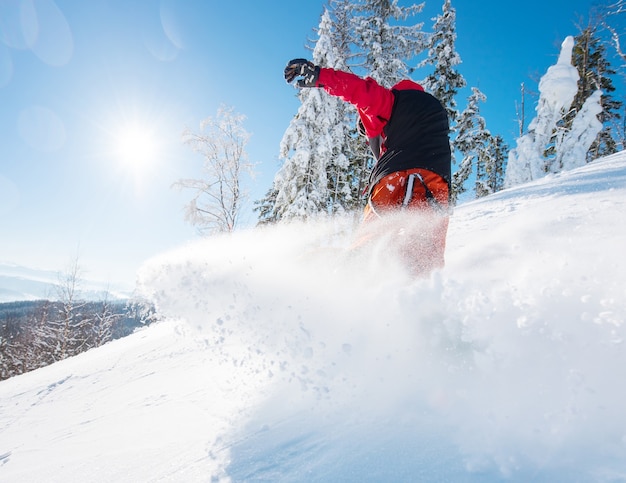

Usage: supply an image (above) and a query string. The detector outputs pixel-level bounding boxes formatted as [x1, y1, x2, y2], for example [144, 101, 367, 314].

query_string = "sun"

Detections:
[113, 122, 159, 174]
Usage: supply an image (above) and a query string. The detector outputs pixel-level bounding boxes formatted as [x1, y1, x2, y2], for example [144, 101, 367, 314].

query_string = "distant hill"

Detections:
[0, 262, 132, 303]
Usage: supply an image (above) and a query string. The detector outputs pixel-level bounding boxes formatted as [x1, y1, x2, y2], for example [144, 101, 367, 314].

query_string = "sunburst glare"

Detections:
[114, 121, 159, 174]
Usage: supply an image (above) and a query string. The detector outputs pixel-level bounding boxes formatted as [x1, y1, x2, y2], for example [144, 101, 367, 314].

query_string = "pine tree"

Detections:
[254, 186, 280, 225]
[505, 37, 578, 186]
[505, 36, 604, 188]
[272, 98, 329, 220]
[322, 4, 361, 214]
[350, 0, 428, 86]
[268, 10, 348, 221]
[478, 134, 508, 197]
[604, 0, 626, 64]
[419, 0, 466, 128]
[570, 24, 622, 159]
[327, 0, 355, 67]
[452, 87, 489, 202]
[556, 90, 603, 171]
[419, 0, 474, 202]
[327, 0, 375, 212]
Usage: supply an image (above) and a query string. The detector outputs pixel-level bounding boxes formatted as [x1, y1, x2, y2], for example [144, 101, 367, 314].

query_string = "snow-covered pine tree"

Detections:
[326, 0, 374, 212]
[350, 0, 428, 87]
[602, 2, 626, 151]
[322, 3, 359, 214]
[604, 0, 626, 64]
[570, 23, 622, 159]
[272, 103, 329, 220]
[254, 186, 279, 225]
[451, 87, 489, 203]
[478, 134, 508, 197]
[419, 0, 478, 201]
[555, 89, 603, 171]
[419, 0, 466, 129]
[505, 37, 581, 187]
[270, 9, 348, 221]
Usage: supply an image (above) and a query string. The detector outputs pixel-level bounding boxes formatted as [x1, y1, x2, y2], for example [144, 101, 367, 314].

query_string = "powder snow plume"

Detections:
[136, 153, 626, 481]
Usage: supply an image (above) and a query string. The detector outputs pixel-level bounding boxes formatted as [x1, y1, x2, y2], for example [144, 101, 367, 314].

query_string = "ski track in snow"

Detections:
[1, 153, 626, 482]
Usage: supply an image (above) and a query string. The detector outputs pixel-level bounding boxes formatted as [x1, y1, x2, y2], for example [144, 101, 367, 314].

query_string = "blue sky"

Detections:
[0, 0, 621, 287]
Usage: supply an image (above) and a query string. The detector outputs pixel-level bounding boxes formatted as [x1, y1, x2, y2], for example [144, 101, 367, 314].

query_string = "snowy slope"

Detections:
[1, 152, 625, 482]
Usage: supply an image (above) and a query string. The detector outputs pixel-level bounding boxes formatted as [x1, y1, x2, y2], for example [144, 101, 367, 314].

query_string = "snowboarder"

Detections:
[284, 59, 452, 276]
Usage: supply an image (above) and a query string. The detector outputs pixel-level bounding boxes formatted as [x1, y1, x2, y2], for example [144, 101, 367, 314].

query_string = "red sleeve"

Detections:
[317, 68, 394, 138]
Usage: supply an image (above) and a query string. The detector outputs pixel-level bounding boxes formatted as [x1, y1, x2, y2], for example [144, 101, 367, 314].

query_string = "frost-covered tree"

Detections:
[257, 7, 355, 222]
[44, 257, 90, 361]
[604, 0, 626, 64]
[556, 89, 603, 171]
[327, 0, 355, 67]
[1, 297, 151, 381]
[602, 2, 626, 150]
[420, 0, 479, 201]
[324, 0, 375, 212]
[92, 294, 120, 348]
[452, 87, 489, 202]
[320, 5, 360, 214]
[570, 24, 622, 159]
[0, 311, 25, 379]
[175, 105, 253, 235]
[351, 0, 428, 86]
[326, 1, 377, 211]
[271, 90, 331, 221]
[25, 300, 54, 370]
[268, 10, 349, 221]
[505, 36, 603, 188]
[478, 134, 508, 197]
[420, 0, 465, 129]
[254, 186, 280, 225]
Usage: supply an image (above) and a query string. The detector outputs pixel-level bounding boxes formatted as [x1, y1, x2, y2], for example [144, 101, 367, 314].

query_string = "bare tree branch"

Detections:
[604, 0, 626, 63]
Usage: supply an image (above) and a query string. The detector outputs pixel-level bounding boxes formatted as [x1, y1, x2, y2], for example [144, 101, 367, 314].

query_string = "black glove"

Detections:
[284, 58, 320, 88]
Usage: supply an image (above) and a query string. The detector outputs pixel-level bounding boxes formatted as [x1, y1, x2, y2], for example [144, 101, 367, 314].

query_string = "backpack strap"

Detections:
[401, 173, 417, 207]
[403, 173, 448, 214]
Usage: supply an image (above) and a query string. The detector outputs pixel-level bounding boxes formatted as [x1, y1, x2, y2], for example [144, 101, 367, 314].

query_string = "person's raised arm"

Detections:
[284, 59, 394, 138]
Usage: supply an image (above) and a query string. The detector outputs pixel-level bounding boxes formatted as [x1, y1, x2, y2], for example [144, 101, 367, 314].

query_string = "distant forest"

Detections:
[0, 298, 155, 381]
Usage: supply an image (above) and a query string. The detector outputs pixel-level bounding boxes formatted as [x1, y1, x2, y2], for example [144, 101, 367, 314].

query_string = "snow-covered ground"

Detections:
[1, 152, 625, 482]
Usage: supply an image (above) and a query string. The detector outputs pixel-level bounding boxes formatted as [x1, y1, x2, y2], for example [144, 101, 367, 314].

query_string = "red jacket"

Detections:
[316, 68, 451, 192]
[318, 69, 424, 139]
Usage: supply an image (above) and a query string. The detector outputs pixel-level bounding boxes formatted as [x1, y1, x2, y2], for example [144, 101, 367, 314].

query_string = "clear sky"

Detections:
[0, 0, 620, 287]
